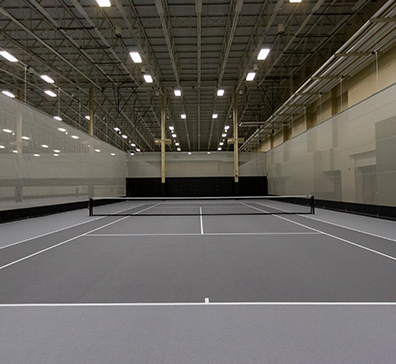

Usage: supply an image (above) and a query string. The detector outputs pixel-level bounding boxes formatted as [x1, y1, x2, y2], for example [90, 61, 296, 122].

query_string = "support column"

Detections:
[306, 105, 314, 130]
[161, 87, 166, 196]
[283, 125, 290, 143]
[15, 98, 23, 202]
[89, 88, 94, 136]
[233, 86, 239, 195]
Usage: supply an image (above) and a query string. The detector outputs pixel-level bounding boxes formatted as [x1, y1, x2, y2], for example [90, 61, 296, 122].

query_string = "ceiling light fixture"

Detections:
[172, 133, 177, 138]
[143, 74, 153, 83]
[122, 135, 128, 139]
[40, 75, 55, 84]
[246, 72, 256, 81]
[177, 147, 181, 151]
[85, 115, 90, 120]
[217, 89, 225, 97]
[0, 51, 18, 62]
[2, 90, 15, 98]
[129, 52, 142, 63]
[58, 128, 66, 132]
[54, 116, 62, 121]
[95, 0, 111, 7]
[222, 133, 227, 137]
[44, 90, 57, 97]
[71, 135, 79, 139]
[169, 126, 174, 131]
[42, 144, 49, 148]
[181, 114, 186, 119]
[21, 136, 29, 140]
[225, 125, 230, 130]
[3, 129, 12, 133]
[212, 114, 218, 119]
[289, 0, 302, 3]
[218, 147, 222, 151]
[136, 148, 141, 152]
[257, 48, 270, 60]
[174, 89, 181, 97]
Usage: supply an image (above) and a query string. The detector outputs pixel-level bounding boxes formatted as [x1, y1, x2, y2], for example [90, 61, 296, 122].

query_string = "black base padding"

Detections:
[127, 176, 268, 197]
[315, 199, 396, 221]
[0, 201, 89, 224]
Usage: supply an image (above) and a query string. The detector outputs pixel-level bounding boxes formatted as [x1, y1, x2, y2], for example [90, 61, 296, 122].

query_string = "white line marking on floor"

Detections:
[1, 302, 396, 307]
[302, 215, 396, 243]
[205, 298, 209, 304]
[243, 203, 396, 262]
[0, 216, 130, 271]
[0, 203, 147, 251]
[254, 201, 396, 243]
[86, 232, 320, 237]
[200, 207, 204, 235]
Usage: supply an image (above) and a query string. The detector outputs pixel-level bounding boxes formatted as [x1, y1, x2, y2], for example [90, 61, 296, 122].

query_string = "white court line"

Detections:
[86, 232, 320, 237]
[1, 302, 396, 307]
[254, 201, 396, 243]
[243, 202, 396, 262]
[0, 203, 148, 251]
[200, 207, 204, 235]
[0, 216, 130, 271]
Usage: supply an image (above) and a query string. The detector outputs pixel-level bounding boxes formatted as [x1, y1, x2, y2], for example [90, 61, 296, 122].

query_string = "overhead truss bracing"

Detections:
[0, 0, 393, 153]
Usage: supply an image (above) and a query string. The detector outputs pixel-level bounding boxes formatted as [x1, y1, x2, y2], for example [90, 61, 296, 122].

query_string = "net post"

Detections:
[310, 195, 315, 214]
[89, 198, 93, 216]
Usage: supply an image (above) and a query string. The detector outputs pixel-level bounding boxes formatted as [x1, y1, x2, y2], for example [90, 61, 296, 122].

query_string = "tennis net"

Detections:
[89, 195, 315, 216]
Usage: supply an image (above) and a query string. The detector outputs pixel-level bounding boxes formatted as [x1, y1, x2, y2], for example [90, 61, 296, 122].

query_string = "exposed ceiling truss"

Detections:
[0, 0, 393, 154]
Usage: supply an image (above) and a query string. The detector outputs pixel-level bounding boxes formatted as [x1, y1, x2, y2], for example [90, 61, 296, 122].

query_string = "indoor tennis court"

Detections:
[2, 0, 396, 363]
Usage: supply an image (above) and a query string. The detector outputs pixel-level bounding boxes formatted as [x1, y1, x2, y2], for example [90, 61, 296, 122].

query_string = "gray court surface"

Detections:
[1, 201, 396, 363]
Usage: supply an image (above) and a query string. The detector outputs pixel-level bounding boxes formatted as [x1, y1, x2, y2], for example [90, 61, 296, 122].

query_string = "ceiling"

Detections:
[0, 0, 388, 153]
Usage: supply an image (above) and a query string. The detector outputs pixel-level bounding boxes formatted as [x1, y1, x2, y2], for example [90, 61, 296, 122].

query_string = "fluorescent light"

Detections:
[42, 144, 48, 148]
[143, 74, 153, 83]
[2, 90, 15, 98]
[95, 0, 111, 7]
[177, 147, 181, 151]
[131, 143, 136, 147]
[175, 142, 179, 146]
[40, 75, 55, 84]
[169, 126, 174, 130]
[222, 133, 227, 137]
[54, 154, 59, 157]
[44, 90, 57, 97]
[71, 135, 79, 139]
[181, 114, 186, 119]
[136, 148, 141, 152]
[54, 116, 62, 121]
[219, 142, 224, 146]
[21, 136, 29, 140]
[3, 129, 12, 133]
[0, 145, 4, 149]
[85, 115, 90, 120]
[58, 128, 66, 132]
[188, 152, 192, 155]
[207, 152, 211, 155]
[289, 0, 302, 3]
[225, 125, 230, 130]
[172, 133, 177, 138]
[129, 52, 142, 63]
[246, 72, 256, 81]
[212, 114, 218, 119]
[12, 150, 18, 153]
[257, 48, 270, 60]
[174, 89, 181, 96]
[94, 149, 100, 152]
[0, 51, 18, 62]
[111, 153, 115, 156]
[217, 89, 224, 97]
[34, 154, 40, 157]
[122, 135, 128, 139]
[53, 149, 60, 153]
[114, 127, 120, 131]
[218, 147, 222, 151]
[130, 152, 134, 156]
